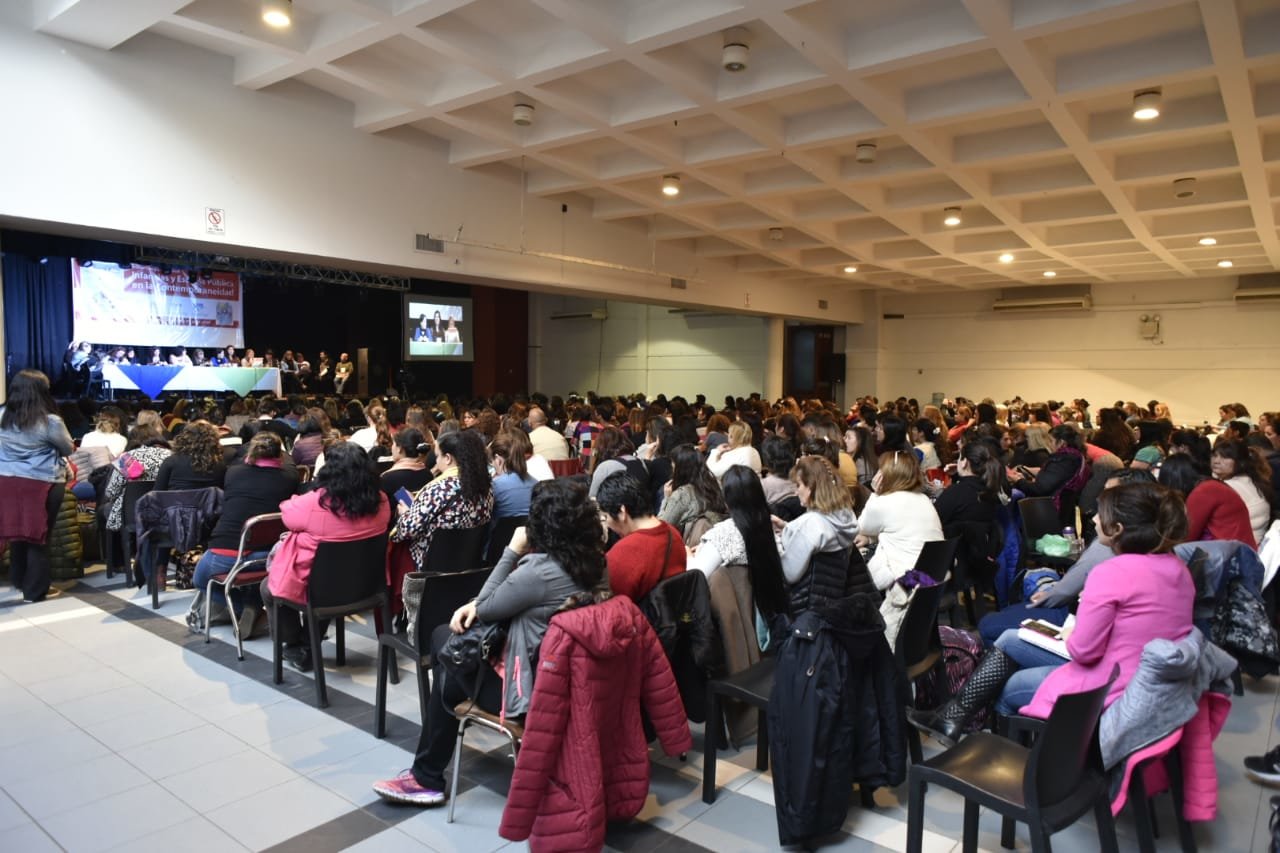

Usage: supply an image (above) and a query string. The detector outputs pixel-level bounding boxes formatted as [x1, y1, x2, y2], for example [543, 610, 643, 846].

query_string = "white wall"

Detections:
[529, 295, 771, 401]
[0, 9, 862, 325]
[846, 277, 1280, 425]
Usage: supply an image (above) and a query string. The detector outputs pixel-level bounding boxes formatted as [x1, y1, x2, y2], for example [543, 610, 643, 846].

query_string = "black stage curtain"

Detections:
[2, 229, 132, 385]
[2, 251, 73, 383]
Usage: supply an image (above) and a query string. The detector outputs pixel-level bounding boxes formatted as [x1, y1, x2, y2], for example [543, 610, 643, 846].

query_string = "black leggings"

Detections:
[9, 482, 65, 601]
[411, 623, 504, 791]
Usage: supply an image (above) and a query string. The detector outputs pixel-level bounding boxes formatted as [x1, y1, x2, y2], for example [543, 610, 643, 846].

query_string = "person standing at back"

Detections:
[0, 370, 75, 602]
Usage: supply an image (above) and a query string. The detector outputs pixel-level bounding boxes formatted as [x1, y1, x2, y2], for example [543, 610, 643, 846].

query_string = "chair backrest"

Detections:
[422, 525, 488, 573]
[121, 480, 156, 527]
[1020, 496, 1064, 540]
[236, 512, 287, 556]
[912, 538, 961, 583]
[414, 566, 492, 653]
[894, 582, 944, 669]
[308, 533, 389, 610]
[547, 458, 581, 478]
[1025, 665, 1119, 811]
[485, 515, 527, 567]
[296, 464, 312, 484]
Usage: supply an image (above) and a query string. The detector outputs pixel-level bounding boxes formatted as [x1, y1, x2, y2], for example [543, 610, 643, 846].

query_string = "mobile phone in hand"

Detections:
[395, 487, 415, 508]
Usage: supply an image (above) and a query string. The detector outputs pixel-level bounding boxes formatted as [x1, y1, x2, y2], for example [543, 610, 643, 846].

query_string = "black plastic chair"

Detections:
[906, 666, 1120, 853]
[270, 532, 390, 707]
[702, 657, 776, 804]
[484, 515, 527, 567]
[913, 538, 961, 584]
[422, 525, 488, 573]
[204, 512, 286, 660]
[1019, 496, 1074, 573]
[374, 565, 491, 738]
[894, 583, 946, 765]
[135, 486, 221, 609]
[116, 479, 155, 582]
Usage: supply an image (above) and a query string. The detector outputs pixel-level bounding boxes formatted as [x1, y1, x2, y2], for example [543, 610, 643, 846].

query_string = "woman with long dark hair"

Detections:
[933, 440, 1003, 533]
[392, 429, 493, 569]
[374, 479, 605, 807]
[843, 424, 878, 488]
[0, 370, 75, 602]
[1159, 453, 1256, 546]
[688, 466, 790, 621]
[1210, 439, 1273, 545]
[262, 441, 390, 670]
[875, 414, 911, 455]
[1091, 407, 1134, 460]
[1130, 419, 1172, 471]
[658, 444, 726, 535]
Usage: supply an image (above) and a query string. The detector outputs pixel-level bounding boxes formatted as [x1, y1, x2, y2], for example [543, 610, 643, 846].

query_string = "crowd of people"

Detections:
[2, 373, 1278, 845]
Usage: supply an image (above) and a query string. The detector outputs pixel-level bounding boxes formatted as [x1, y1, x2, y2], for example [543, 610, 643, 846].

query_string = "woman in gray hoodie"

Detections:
[373, 478, 603, 807]
[774, 456, 859, 614]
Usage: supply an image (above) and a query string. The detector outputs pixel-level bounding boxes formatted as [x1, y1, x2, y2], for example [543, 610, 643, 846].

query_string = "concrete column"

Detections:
[765, 316, 784, 400]
[846, 291, 882, 401]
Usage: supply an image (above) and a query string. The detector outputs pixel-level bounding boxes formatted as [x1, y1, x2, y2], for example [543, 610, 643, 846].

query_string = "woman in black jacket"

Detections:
[934, 440, 1002, 532]
[190, 431, 299, 633]
[1008, 424, 1089, 526]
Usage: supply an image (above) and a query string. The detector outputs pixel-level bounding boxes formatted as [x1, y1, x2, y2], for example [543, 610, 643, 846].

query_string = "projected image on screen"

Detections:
[404, 297, 473, 362]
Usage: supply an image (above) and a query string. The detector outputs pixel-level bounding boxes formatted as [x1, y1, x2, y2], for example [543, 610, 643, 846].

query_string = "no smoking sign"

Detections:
[205, 207, 226, 235]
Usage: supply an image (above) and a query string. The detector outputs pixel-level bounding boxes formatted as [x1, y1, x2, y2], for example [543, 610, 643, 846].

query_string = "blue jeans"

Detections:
[993, 628, 1064, 715]
[193, 549, 268, 611]
[979, 602, 1070, 647]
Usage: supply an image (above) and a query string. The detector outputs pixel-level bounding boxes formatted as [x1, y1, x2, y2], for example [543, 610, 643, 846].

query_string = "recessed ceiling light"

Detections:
[843, 265, 858, 274]
[512, 103, 535, 126]
[1198, 236, 1217, 246]
[1217, 259, 1233, 268]
[1043, 270, 1057, 278]
[943, 207, 961, 227]
[1132, 88, 1161, 121]
[661, 175, 680, 197]
[768, 227, 784, 241]
[998, 252, 1014, 264]
[262, 0, 291, 27]
[855, 142, 877, 164]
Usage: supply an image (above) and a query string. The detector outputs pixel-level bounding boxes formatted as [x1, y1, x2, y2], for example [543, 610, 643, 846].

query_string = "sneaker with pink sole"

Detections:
[372, 769, 447, 806]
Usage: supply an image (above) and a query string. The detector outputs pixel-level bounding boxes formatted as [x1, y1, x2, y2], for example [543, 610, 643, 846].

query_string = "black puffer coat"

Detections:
[767, 593, 906, 846]
[640, 569, 723, 722]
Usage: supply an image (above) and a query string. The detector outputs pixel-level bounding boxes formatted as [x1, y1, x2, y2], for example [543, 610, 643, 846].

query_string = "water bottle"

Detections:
[1063, 527, 1081, 558]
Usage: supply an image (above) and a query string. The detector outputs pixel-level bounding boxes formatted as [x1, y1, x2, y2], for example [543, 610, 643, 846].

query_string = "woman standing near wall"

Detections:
[0, 370, 75, 602]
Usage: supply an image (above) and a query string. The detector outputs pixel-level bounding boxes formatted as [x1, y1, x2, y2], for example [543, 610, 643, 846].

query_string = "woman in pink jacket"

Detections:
[262, 441, 390, 672]
[911, 481, 1193, 744]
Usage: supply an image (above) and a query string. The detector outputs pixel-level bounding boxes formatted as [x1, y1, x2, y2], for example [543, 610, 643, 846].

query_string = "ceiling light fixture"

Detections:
[1198, 236, 1217, 246]
[1132, 88, 1161, 121]
[843, 265, 858, 274]
[1043, 270, 1057, 278]
[1217, 259, 1233, 268]
[661, 175, 681, 197]
[262, 0, 291, 28]
[855, 142, 877, 164]
[943, 207, 961, 227]
[512, 103, 535, 126]
[722, 27, 751, 72]
[998, 252, 1014, 264]
[1173, 177, 1196, 199]
[768, 227, 784, 241]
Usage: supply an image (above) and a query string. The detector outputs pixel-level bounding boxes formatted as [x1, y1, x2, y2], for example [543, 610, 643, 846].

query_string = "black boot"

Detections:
[908, 648, 1019, 747]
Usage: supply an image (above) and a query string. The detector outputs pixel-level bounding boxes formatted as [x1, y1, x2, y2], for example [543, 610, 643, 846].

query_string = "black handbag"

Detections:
[438, 621, 508, 699]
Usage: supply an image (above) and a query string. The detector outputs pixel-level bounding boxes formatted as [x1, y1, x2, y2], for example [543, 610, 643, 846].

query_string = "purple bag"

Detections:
[913, 626, 988, 731]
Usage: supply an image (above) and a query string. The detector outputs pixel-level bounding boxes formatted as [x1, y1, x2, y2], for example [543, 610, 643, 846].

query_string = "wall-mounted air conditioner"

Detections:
[1235, 274, 1280, 302]
[549, 308, 607, 321]
[992, 284, 1092, 313]
[667, 308, 726, 318]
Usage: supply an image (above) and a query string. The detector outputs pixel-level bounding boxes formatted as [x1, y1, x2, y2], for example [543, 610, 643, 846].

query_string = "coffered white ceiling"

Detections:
[32, 0, 1280, 293]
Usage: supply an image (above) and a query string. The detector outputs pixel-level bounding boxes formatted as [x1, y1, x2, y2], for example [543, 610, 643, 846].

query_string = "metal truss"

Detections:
[132, 247, 410, 292]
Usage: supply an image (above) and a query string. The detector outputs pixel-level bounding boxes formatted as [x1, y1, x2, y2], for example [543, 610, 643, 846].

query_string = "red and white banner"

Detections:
[71, 260, 245, 349]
